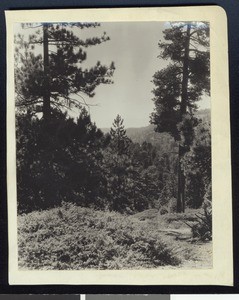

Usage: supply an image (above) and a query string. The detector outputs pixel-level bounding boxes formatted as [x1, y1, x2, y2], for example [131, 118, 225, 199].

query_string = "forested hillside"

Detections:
[102, 108, 210, 147]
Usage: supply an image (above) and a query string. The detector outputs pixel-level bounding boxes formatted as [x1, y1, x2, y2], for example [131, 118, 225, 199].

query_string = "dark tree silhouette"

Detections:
[103, 115, 132, 211]
[109, 114, 131, 156]
[182, 120, 211, 208]
[151, 22, 210, 212]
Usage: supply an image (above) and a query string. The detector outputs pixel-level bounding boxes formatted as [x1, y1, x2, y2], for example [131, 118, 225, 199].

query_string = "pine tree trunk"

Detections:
[181, 23, 191, 115]
[177, 23, 191, 213]
[177, 144, 185, 213]
[177, 145, 182, 213]
[43, 23, 51, 121]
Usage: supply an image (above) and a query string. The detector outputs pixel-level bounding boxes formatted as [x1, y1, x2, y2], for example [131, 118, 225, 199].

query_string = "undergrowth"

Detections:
[161, 209, 201, 224]
[18, 203, 180, 270]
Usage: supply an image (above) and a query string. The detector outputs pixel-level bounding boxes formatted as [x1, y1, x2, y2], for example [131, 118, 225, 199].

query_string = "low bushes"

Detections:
[18, 203, 180, 270]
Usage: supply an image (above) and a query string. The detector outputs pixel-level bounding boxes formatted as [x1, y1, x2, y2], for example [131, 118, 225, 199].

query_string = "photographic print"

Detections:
[6, 7, 232, 285]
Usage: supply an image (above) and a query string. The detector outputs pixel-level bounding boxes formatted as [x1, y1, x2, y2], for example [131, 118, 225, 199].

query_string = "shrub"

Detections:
[168, 197, 177, 213]
[18, 204, 180, 269]
[159, 206, 168, 215]
[191, 184, 212, 241]
[191, 210, 212, 241]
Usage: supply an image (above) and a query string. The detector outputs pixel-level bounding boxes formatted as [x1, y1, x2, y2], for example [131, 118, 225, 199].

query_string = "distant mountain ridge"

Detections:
[101, 109, 210, 146]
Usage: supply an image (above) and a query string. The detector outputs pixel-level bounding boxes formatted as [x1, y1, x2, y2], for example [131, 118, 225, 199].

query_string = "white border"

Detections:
[6, 6, 233, 285]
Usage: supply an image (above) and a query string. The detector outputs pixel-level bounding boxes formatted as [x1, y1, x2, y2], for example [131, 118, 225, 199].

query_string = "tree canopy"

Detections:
[151, 22, 210, 140]
[15, 22, 115, 120]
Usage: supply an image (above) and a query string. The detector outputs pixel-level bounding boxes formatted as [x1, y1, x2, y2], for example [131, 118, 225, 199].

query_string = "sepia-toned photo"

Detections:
[6, 7, 232, 285]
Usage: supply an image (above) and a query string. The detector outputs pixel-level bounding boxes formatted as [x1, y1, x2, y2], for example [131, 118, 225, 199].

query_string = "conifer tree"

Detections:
[15, 22, 115, 120]
[151, 22, 210, 212]
[109, 114, 131, 156]
[104, 115, 132, 211]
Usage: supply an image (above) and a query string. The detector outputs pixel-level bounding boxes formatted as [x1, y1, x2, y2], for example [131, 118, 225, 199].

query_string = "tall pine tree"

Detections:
[104, 115, 132, 211]
[109, 114, 131, 156]
[15, 22, 115, 120]
[150, 22, 210, 212]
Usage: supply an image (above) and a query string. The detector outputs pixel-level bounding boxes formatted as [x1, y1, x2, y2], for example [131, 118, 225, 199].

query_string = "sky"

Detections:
[15, 22, 210, 128]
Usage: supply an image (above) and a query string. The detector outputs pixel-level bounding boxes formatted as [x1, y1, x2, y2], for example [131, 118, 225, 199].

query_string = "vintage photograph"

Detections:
[14, 20, 212, 270]
[7, 7, 232, 285]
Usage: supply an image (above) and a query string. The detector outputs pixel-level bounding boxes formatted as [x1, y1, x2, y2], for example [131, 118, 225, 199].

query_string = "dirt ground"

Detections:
[158, 227, 212, 268]
[132, 209, 213, 269]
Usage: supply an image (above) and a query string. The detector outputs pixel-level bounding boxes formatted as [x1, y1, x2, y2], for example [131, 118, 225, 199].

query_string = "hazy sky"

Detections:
[15, 22, 210, 128]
